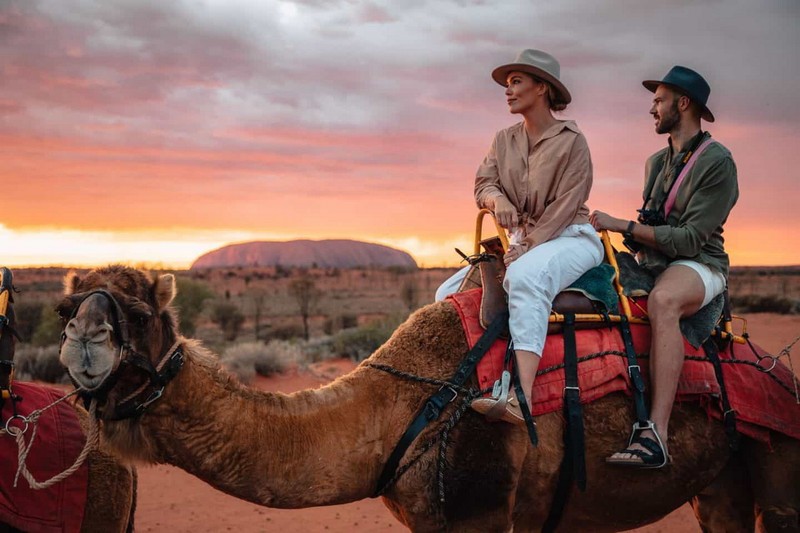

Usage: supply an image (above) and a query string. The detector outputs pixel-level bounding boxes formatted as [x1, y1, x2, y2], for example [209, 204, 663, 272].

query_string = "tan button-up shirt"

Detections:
[474, 120, 592, 250]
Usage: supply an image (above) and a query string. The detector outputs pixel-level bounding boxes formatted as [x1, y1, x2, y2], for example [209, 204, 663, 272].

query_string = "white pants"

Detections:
[436, 223, 604, 354]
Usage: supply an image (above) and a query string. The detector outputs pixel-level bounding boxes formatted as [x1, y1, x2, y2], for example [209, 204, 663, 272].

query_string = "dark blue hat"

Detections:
[643, 66, 714, 123]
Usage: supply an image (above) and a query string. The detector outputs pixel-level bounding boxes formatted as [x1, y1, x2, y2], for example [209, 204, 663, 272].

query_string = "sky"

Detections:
[1, 0, 798, 268]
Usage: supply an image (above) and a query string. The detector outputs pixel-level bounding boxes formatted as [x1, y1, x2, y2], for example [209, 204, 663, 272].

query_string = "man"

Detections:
[590, 66, 738, 468]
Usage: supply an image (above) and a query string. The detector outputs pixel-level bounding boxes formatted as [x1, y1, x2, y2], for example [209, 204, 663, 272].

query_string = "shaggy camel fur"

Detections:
[57, 265, 799, 532]
[0, 300, 136, 532]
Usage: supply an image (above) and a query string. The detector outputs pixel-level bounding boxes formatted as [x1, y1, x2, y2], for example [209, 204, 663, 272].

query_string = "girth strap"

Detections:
[619, 315, 649, 427]
[702, 337, 739, 450]
[508, 343, 539, 447]
[542, 313, 586, 533]
[372, 310, 509, 497]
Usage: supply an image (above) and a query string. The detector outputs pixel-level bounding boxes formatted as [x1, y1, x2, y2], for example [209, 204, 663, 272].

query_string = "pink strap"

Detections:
[663, 138, 715, 218]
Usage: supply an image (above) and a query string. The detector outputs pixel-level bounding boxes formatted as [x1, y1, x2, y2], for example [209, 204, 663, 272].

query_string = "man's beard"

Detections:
[655, 100, 681, 134]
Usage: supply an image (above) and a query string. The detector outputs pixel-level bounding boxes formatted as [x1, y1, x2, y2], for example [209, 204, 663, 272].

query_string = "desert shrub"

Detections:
[730, 294, 799, 314]
[31, 306, 63, 347]
[173, 277, 215, 335]
[13, 345, 70, 383]
[210, 301, 246, 341]
[266, 322, 306, 341]
[300, 336, 334, 364]
[220, 341, 298, 383]
[13, 300, 45, 342]
[331, 315, 404, 362]
[323, 313, 359, 335]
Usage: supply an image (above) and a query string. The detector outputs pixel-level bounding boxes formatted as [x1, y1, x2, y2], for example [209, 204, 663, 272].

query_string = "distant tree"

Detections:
[249, 288, 268, 341]
[289, 275, 322, 340]
[14, 300, 45, 342]
[172, 277, 215, 336]
[210, 302, 246, 341]
[31, 306, 63, 347]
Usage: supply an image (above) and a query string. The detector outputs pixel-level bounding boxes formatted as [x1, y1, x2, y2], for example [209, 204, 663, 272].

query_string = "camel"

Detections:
[0, 268, 136, 533]
[57, 265, 800, 532]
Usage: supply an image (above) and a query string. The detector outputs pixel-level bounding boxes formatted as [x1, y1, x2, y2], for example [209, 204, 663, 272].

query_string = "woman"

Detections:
[436, 49, 603, 424]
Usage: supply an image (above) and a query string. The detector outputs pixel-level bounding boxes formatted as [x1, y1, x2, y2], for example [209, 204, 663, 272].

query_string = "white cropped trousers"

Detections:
[435, 223, 604, 355]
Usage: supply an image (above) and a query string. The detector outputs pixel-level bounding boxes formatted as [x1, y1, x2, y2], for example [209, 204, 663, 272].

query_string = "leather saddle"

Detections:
[456, 237, 606, 336]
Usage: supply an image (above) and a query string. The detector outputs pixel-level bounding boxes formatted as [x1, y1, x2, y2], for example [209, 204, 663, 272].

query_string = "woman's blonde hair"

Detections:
[526, 73, 568, 112]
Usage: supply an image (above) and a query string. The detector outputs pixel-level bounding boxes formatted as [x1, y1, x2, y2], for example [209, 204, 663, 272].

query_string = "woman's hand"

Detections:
[590, 210, 626, 233]
[503, 244, 525, 266]
[492, 195, 518, 230]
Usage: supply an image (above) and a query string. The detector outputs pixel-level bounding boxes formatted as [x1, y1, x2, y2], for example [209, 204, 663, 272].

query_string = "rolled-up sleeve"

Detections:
[474, 134, 505, 208]
[523, 134, 593, 249]
[653, 157, 738, 258]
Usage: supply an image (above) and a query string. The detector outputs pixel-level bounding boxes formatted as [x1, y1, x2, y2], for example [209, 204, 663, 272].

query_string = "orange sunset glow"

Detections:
[2, 1, 798, 268]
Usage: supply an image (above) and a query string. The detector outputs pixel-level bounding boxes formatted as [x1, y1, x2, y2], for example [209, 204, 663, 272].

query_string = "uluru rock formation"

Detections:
[190, 239, 417, 269]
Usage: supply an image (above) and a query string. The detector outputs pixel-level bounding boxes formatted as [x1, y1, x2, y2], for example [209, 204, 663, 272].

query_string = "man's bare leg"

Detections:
[609, 265, 705, 462]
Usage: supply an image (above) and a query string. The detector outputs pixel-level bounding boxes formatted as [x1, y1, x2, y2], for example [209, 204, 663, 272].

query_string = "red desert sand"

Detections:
[136, 313, 799, 532]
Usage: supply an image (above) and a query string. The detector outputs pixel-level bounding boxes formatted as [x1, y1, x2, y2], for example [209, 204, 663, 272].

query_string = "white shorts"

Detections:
[670, 259, 726, 307]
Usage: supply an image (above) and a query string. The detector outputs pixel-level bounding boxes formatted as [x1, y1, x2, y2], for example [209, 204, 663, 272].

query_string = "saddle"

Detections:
[457, 236, 604, 336]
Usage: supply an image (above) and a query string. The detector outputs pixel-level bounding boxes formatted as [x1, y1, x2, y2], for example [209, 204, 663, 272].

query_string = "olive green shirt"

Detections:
[639, 131, 739, 278]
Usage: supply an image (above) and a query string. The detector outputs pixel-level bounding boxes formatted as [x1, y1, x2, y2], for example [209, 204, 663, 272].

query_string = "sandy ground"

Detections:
[135, 313, 799, 532]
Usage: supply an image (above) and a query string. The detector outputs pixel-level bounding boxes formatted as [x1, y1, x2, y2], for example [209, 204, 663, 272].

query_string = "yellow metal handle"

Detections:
[600, 230, 633, 320]
[0, 270, 9, 319]
[474, 208, 510, 255]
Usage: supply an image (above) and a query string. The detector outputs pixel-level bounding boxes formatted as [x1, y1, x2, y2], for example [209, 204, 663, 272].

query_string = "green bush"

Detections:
[13, 345, 70, 384]
[210, 301, 246, 341]
[331, 316, 404, 361]
[220, 341, 298, 383]
[31, 306, 63, 347]
[266, 322, 306, 341]
[173, 277, 215, 336]
[13, 300, 45, 342]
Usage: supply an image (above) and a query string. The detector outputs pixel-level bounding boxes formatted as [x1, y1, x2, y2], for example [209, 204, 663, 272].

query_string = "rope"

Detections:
[776, 333, 800, 403]
[1, 390, 99, 490]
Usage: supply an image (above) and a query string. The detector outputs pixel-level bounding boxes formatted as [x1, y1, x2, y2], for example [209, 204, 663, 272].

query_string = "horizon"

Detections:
[3, 1, 798, 269]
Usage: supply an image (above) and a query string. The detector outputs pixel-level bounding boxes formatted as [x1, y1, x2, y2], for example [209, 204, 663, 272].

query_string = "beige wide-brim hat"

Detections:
[491, 49, 572, 104]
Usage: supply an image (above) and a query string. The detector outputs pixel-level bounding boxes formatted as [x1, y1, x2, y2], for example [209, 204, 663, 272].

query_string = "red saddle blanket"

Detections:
[449, 289, 800, 444]
[1, 382, 88, 533]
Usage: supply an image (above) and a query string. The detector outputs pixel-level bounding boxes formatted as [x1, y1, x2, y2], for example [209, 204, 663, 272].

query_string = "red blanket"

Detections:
[449, 289, 800, 443]
[1, 382, 88, 533]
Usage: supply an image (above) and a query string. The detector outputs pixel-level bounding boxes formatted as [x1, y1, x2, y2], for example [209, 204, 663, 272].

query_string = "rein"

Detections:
[64, 289, 184, 420]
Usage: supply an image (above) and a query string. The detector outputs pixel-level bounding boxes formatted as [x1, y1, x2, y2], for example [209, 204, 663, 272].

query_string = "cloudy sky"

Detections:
[1, 0, 798, 267]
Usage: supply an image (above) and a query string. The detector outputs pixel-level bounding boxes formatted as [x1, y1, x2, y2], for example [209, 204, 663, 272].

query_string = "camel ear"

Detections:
[64, 271, 81, 295]
[153, 274, 176, 310]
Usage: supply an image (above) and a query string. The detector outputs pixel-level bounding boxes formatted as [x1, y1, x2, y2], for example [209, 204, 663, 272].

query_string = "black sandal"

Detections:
[606, 423, 671, 469]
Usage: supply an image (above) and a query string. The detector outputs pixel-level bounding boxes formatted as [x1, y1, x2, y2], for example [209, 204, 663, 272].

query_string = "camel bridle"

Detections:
[63, 289, 184, 420]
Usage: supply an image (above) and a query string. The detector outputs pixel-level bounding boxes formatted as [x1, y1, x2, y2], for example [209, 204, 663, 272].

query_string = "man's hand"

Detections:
[503, 244, 526, 266]
[492, 195, 518, 230]
[590, 210, 627, 233]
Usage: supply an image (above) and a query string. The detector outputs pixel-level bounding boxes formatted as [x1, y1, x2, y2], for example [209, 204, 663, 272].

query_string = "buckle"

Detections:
[563, 385, 580, 398]
[439, 385, 458, 404]
[627, 364, 641, 378]
[136, 386, 165, 412]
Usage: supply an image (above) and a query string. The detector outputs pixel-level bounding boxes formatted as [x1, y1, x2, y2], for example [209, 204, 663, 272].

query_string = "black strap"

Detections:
[542, 313, 586, 533]
[619, 315, 649, 427]
[509, 342, 539, 447]
[373, 310, 509, 497]
[641, 131, 708, 216]
[702, 338, 739, 450]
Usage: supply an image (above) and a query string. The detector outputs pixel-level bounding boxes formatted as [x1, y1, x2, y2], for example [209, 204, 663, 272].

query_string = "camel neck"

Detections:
[125, 344, 392, 508]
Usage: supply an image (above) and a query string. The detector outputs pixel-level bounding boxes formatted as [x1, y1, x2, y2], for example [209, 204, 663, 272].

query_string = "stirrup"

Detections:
[484, 370, 511, 421]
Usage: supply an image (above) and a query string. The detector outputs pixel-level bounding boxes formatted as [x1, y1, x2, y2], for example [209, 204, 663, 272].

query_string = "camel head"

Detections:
[57, 265, 180, 418]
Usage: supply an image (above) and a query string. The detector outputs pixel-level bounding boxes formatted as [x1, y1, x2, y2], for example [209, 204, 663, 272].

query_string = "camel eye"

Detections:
[55, 298, 77, 322]
[127, 304, 153, 326]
